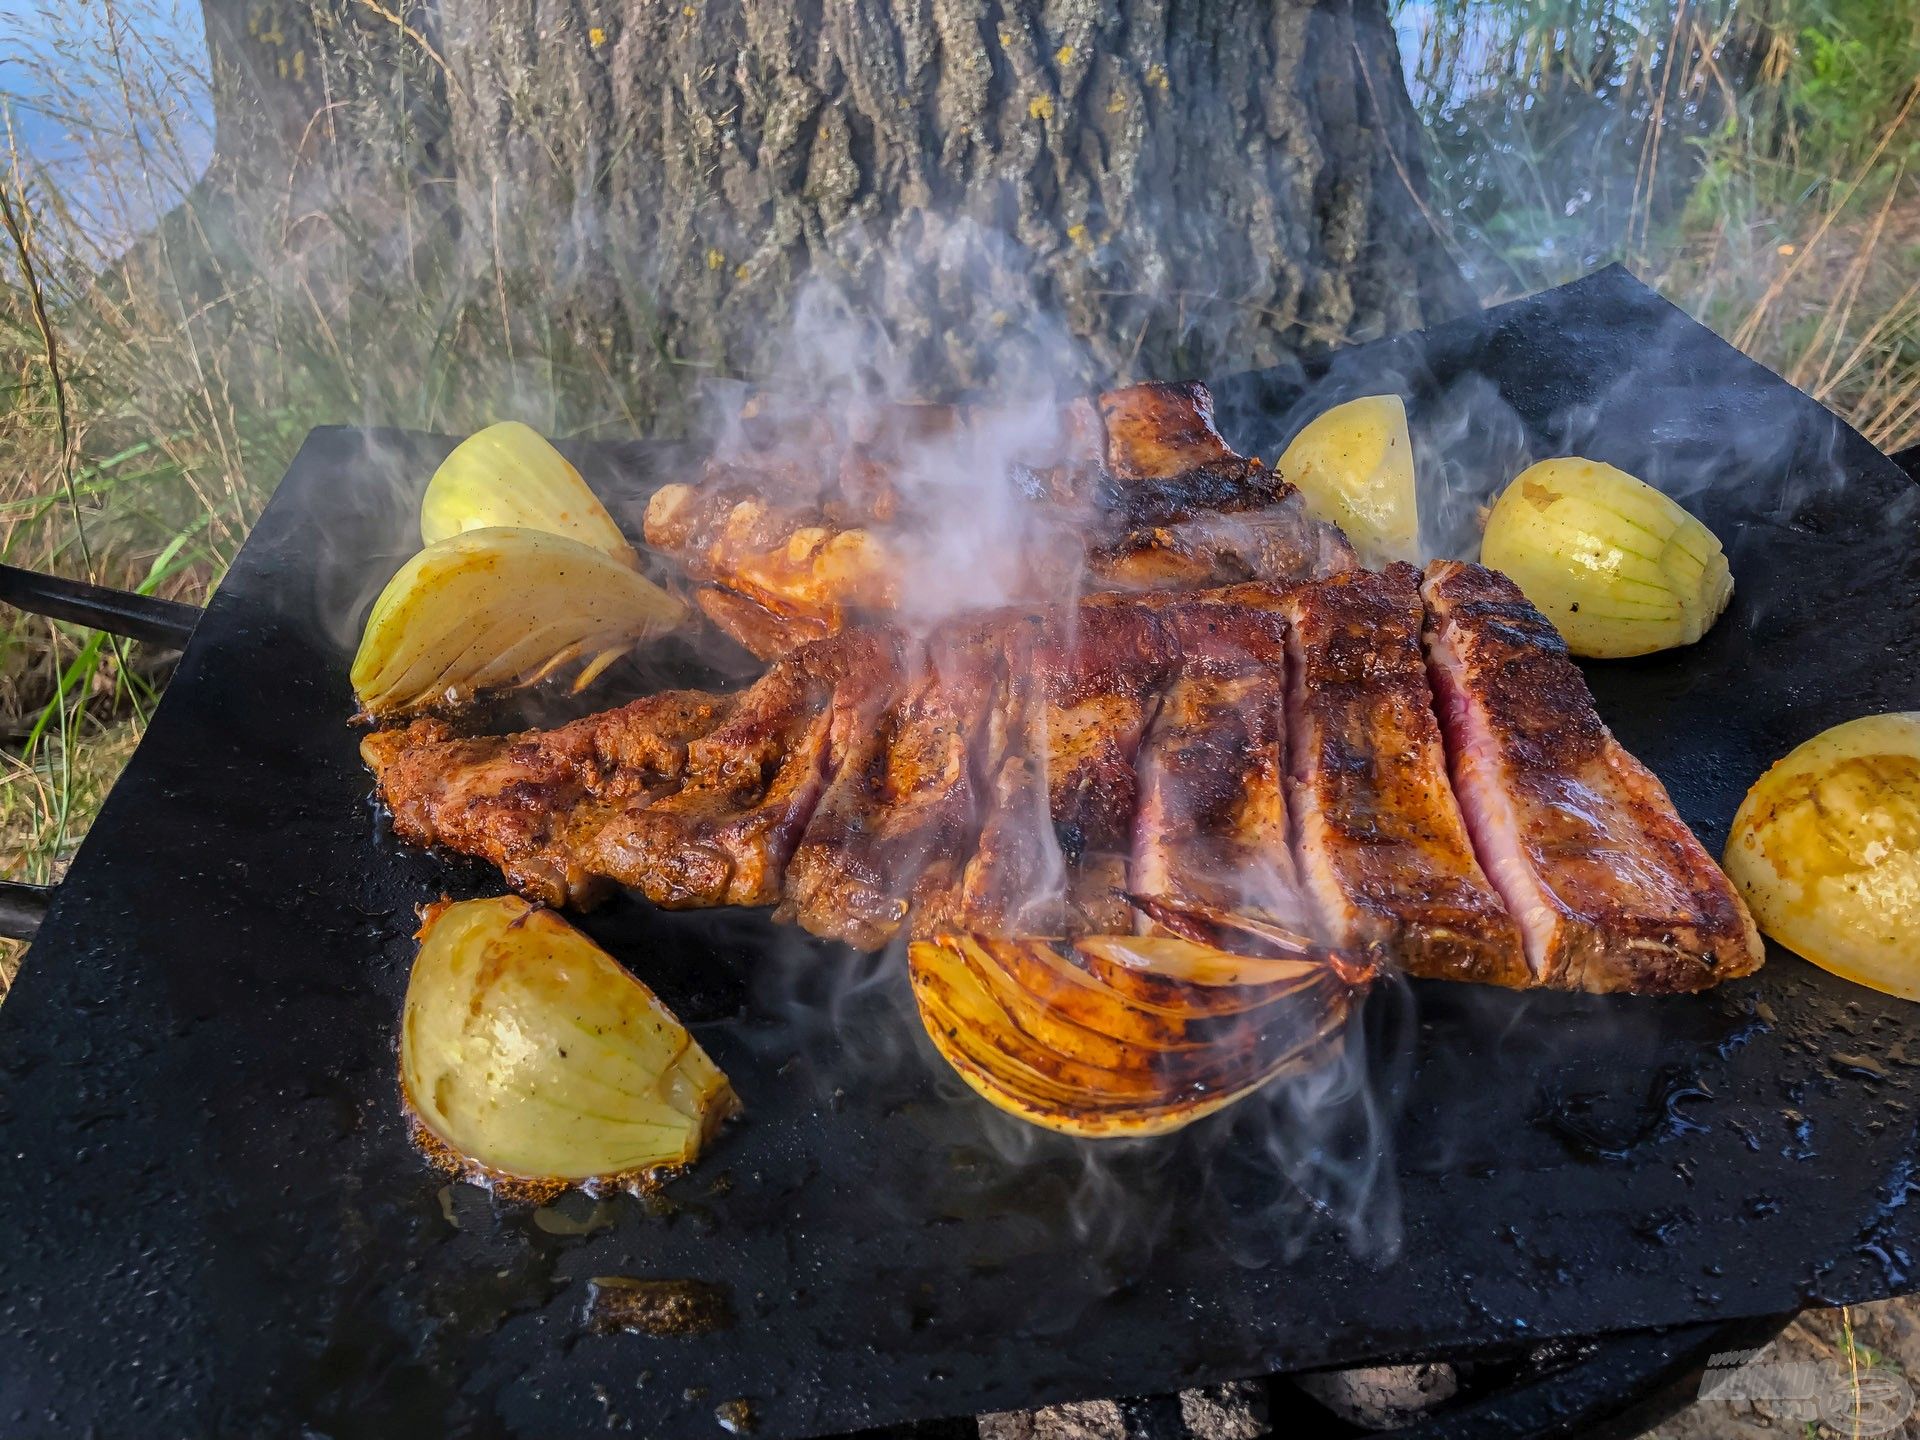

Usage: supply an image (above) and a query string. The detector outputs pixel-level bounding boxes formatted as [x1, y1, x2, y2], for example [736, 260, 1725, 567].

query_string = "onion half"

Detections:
[908, 931, 1369, 1138]
[420, 421, 638, 566]
[1725, 712, 1920, 1000]
[1275, 394, 1419, 567]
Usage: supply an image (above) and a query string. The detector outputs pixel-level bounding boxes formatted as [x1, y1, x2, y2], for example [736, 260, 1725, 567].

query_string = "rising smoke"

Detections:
[694, 224, 1417, 1272]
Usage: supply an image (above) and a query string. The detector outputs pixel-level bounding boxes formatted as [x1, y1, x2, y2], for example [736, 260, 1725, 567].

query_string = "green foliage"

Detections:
[1789, 1, 1920, 181]
[1397, 0, 1920, 448]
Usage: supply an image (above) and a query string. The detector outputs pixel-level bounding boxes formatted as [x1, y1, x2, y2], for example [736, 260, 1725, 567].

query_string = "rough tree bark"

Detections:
[203, 0, 1471, 412]
[201, 0, 335, 161]
[434, 0, 1471, 399]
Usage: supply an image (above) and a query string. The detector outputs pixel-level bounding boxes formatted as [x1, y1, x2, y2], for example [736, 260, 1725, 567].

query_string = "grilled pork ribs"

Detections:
[364, 563, 1764, 995]
[641, 382, 1357, 658]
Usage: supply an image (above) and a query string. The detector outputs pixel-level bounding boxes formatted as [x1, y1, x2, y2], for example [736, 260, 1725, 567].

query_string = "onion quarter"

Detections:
[401, 896, 739, 1192]
[1480, 457, 1732, 658]
[420, 421, 638, 566]
[1275, 394, 1418, 567]
[351, 526, 685, 717]
[1725, 712, 1920, 1000]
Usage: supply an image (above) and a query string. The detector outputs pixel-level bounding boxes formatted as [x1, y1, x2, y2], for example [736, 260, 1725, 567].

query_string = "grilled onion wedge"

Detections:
[1726, 712, 1920, 999]
[401, 896, 738, 1194]
[1275, 394, 1418, 567]
[1479, 458, 1732, 658]
[351, 526, 684, 718]
[420, 421, 638, 566]
[908, 931, 1370, 1138]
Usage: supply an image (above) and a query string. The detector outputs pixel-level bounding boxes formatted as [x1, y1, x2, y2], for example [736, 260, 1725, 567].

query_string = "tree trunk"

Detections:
[200, 0, 449, 188]
[201, 0, 334, 163]
[196, 1, 1470, 421]
[433, 0, 1471, 412]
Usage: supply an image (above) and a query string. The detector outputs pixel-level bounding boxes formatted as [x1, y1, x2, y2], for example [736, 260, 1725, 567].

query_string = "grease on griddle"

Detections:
[532, 1195, 619, 1236]
[1534, 1062, 1714, 1161]
[585, 1276, 733, 1337]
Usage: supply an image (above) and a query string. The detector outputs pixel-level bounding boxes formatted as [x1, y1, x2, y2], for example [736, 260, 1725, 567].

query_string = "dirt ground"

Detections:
[1645, 1300, 1920, 1439]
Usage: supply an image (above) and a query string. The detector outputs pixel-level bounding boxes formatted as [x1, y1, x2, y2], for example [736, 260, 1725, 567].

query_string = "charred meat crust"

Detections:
[1282, 565, 1529, 987]
[1095, 461, 1283, 529]
[587, 630, 900, 910]
[954, 603, 1180, 938]
[1033, 603, 1180, 852]
[1419, 560, 1764, 993]
[693, 586, 833, 662]
[1085, 490, 1358, 592]
[360, 691, 734, 908]
[777, 620, 1004, 950]
[1097, 381, 1238, 481]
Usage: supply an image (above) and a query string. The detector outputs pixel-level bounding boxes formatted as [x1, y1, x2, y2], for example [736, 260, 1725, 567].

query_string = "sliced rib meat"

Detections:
[1086, 490, 1356, 591]
[585, 629, 898, 908]
[777, 618, 1003, 950]
[1284, 565, 1529, 987]
[1097, 381, 1243, 483]
[1420, 560, 1764, 993]
[364, 632, 893, 913]
[366, 572, 1761, 997]
[1131, 587, 1309, 934]
[360, 689, 733, 908]
[692, 586, 833, 660]
[956, 603, 1178, 936]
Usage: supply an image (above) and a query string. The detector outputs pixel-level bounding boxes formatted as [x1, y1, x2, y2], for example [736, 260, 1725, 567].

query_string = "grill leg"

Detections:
[0, 881, 55, 942]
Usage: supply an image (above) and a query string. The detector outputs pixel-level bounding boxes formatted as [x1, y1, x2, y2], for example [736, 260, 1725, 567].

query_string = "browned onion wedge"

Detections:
[908, 930, 1371, 1138]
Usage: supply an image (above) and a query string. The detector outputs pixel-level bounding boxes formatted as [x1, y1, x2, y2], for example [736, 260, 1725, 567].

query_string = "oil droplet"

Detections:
[1830, 1051, 1890, 1082]
[532, 1196, 619, 1236]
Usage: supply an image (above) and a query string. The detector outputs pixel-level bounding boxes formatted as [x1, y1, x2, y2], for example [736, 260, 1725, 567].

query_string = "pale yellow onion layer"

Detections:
[1275, 394, 1419, 567]
[351, 526, 683, 716]
[908, 932, 1356, 1138]
[420, 420, 638, 566]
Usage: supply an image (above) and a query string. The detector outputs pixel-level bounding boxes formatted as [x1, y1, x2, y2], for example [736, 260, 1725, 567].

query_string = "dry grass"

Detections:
[0, 719, 138, 1000]
[1661, 190, 1920, 454]
[1649, 1302, 1920, 1439]
[1405, 0, 1920, 453]
[1671, 74, 1920, 453]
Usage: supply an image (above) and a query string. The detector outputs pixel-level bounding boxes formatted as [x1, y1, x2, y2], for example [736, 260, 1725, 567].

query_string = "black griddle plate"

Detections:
[2, 267, 1917, 1439]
